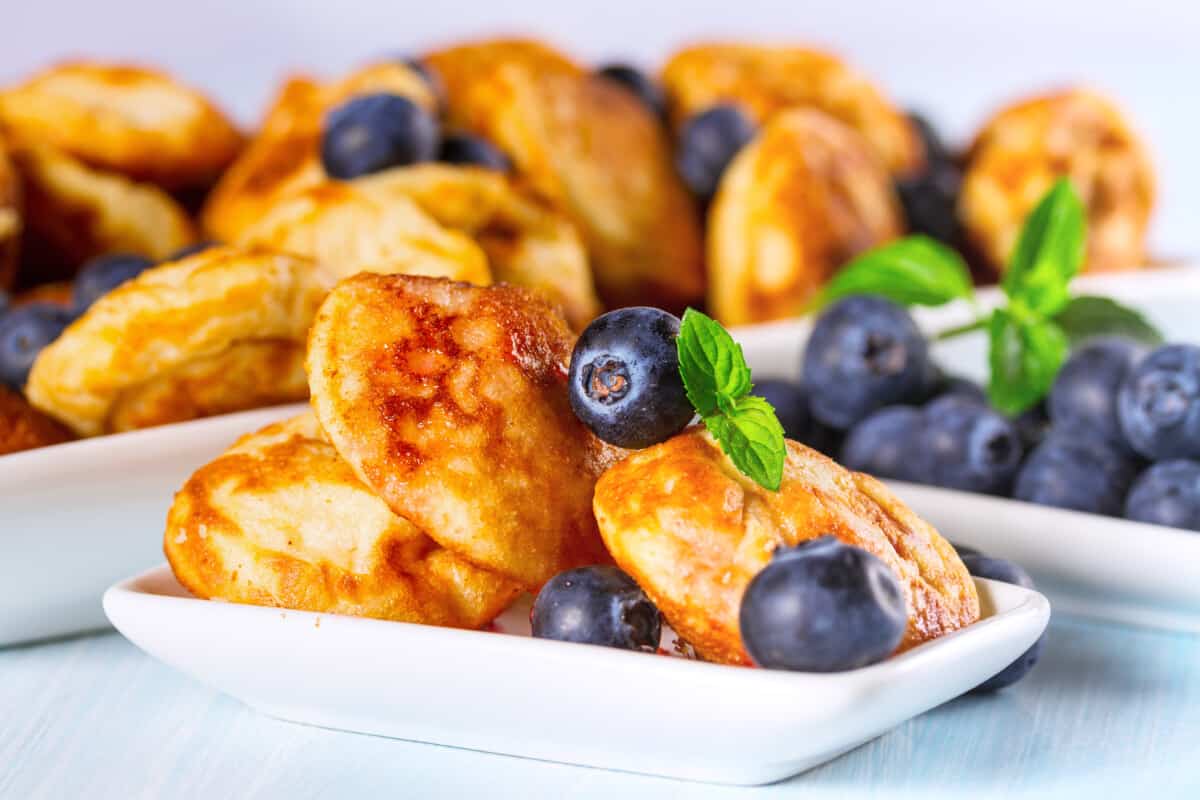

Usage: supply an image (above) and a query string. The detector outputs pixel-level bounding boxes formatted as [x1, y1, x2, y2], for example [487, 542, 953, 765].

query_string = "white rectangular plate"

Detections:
[0, 404, 306, 646]
[734, 265, 1200, 633]
[104, 566, 1047, 785]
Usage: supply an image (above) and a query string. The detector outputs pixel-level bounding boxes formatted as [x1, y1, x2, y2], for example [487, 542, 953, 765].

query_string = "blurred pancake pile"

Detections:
[0, 39, 1157, 456]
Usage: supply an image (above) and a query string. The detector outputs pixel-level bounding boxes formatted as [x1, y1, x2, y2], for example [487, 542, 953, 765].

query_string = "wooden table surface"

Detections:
[1, 612, 1197, 799]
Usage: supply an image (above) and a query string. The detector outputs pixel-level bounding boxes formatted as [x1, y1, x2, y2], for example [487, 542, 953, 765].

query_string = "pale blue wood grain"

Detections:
[1, 615, 1198, 799]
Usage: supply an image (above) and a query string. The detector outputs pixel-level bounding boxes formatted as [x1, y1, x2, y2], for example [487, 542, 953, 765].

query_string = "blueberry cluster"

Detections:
[773, 295, 1200, 532]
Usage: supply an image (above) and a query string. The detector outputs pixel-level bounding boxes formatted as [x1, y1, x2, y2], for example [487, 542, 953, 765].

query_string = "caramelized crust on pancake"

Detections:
[201, 64, 437, 241]
[708, 108, 902, 325]
[960, 89, 1154, 275]
[0, 62, 242, 189]
[593, 429, 980, 665]
[0, 385, 73, 456]
[26, 246, 332, 436]
[425, 40, 704, 312]
[308, 273, 622, 587]
[661, 43, 922, 176]
[0, 137, 19, 289]
[8, 142, 195, 276]
[165, 414, 521, 627]
[240, 164, 601, 328]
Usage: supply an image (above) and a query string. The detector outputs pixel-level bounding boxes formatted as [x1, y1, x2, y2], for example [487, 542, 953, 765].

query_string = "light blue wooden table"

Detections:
[1, 613, 1197, 799]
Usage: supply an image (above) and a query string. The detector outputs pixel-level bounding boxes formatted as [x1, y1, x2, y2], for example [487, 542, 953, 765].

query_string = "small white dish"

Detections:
[104, 565, 1048, 785]
[0, 404, 305, 646]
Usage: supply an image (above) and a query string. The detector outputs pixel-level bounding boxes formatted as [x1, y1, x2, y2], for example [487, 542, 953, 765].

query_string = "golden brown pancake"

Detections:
[239, 163, 601, 329]
[425, 39, 705, 312]
[201, 63, 437, 242]
[959, 88, 1154, 275]
[0, 136, 19, 290]
[26, 245, 332, 436]
[165, 413, 521, 628]
[593, 429, 980, 666]
[0, 61, 242, 189]
[7, 142, 195, 278]
[708, 108, 902, 326]
[660, 43, 922, 176]
[308, 273, 623, 587]
[0, 385, 73, 456]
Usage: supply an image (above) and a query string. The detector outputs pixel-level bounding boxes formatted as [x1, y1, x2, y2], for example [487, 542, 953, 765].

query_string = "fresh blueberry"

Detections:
[675, 105, 755, 201]
[1014, 433, 1140, 516]
[72, 253, 155, 312]
[959, 554, 1043, 692]
[950, 541, 983, 559]
[0, 291, 9, 316]
[908, 111, 955, 169]
[922, 364, 987, 405]
[895, 112, 962, 244]
[169, 240, 219, 261]
[438, 133, 511, 171]
[802, 296, 929, 430]
[915, 395, 1023, 495]
[0, 304, 72, 388]
[1050, 338, 1142, 446]
[1118, 344, 1200, 460]
[751, 379, 810, 441]
[1012, 401, 1051, 451]
[840, 406, 922, 481]
[740, 536, 907, 672]
[595, 63, 665, 118]
[531, 566, 661, 651]
[568, 307, 694, 449]
[1124, 460, 1200, 531]
[321, 93, 440, 180]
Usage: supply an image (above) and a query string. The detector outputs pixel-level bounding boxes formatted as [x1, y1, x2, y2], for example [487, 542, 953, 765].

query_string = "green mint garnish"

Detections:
[676, 309, 785, 491]
[814, 177, 1161, 415]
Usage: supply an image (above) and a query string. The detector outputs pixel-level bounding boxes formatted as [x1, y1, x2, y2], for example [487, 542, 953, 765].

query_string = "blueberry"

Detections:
[802, 296, 929, 430]
[1124, 460, 1200, 531]
[0, 291, 9, 316]
[1012, 401, 1051, 451]
[1050, 337, 1142, 446]
[72, 253, 155, 312]
[750, 379, 810, 441]
[922, 364, 987, 405]
[567, 307, 694, 449]
[438, 133, 511, 171]
[740, 536, 907, 672]
[1118, 344, 1200, 460]
[675, 105, 755, 201]
[915, 395, 1023, 495]
[1014, 433, 1140, 516]
[908, 112, 955, 169]
[321, 93, 439, 180]
[959, 554, 1043, 692]
[531, 566, 661, 651]
[0, 304, 72, 388]
[950, 541, 983, 559]
[841, 406, 922, 481]
[896, 112, 962, 244]
[595, 63, 665, 118]
[169, 240, 219, 261]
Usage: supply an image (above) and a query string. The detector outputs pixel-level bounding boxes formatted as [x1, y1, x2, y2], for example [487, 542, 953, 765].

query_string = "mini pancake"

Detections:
[425, 39, 704, 312]
[8, 142, 195, 279]
[0, 137, 19, 289]
[0, 385, 73, 456]
[239, 164, 601, 329]
[593, 428, 980, 666]
[26, 245, 332, 436]
[201, 63, 437, 242]
[0, 61, 242, 189]
[960, 88, 1154, 275]
[307, 273, 622, 587]
[708, 108, 901, 326]
[165, 413, 521, 628]
[660, 43, 922, 176]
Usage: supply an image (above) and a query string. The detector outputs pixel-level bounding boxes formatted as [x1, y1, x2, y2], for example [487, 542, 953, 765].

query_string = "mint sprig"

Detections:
[677, 309, 786, 491]
[813, 177, 1161, 415]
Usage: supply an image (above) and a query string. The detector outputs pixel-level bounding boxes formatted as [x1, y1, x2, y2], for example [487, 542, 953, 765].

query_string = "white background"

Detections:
[3, 0, 1197, 256]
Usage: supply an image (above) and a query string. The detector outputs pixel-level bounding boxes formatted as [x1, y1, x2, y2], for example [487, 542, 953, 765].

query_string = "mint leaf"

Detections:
[1053, 295, 1163, 346]
[987, 308, 1068, 414]
[815, 235, 974, 309]
[677, 308, 751, 417]
[1002, 178, 1086, 316]
[703, 396, 786, 491]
